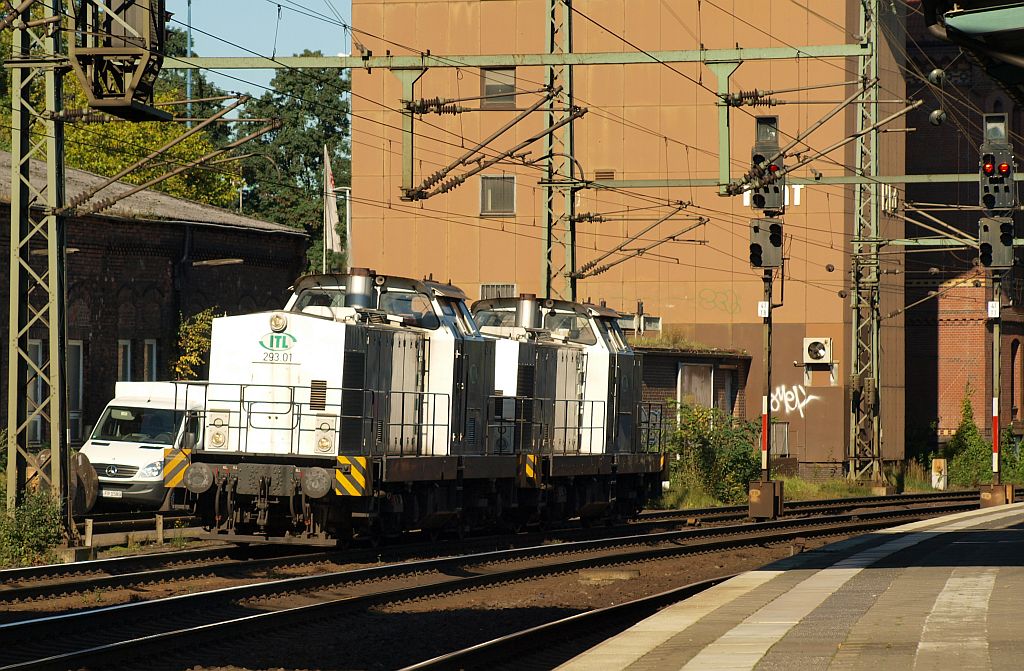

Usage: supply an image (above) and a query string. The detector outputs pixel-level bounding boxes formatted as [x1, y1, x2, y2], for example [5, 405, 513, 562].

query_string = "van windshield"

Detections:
[92, 406, 180, 445]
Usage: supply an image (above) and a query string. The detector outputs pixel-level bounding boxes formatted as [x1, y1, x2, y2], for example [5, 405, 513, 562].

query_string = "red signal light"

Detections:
[768, 164, 779, 173]
[999, 162, 1011, 175]
[984, 162, 996, 175]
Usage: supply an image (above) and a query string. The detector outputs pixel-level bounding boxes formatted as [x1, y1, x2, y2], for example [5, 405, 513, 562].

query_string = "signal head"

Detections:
[749, 243, 764, 267]
[980, 242, 993, 267]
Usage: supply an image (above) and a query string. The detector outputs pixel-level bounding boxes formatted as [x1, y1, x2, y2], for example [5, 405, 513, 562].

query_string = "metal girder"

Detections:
[542, 0, 576, 301]
[849, 0, 882, 482]
[177, 44, 868, 71]
[6, 0, 67, 519]
[593, 173, 1011, 189]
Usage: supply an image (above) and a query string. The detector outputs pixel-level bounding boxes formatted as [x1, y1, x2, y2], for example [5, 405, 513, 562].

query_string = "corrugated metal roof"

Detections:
[0, 151, 305, 236]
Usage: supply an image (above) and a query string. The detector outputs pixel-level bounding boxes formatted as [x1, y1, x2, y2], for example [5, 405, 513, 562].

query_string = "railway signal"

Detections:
[978, 217, 1014, 268]
[979, 113, 1016, 213]
[749, 218, 783, 268]
[750, 116, 785, 214]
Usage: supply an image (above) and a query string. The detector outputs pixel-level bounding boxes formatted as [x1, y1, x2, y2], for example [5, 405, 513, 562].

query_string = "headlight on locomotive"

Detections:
[206, 410, 231, 450]
[313, 415, 337, 454]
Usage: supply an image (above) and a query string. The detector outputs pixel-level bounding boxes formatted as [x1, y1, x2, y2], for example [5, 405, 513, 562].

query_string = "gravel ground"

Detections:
[166, 535, 847, 671]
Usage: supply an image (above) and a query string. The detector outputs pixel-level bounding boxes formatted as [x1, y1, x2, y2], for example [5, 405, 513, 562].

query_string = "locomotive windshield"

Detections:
[379, 291, 440, 329]
[544, 312, 597, 346]
[293, 287, 347, 311]
[474, 309, 516, 328]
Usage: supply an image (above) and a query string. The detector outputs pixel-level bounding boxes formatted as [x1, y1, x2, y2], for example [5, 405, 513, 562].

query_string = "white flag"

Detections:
[323, 145, 342, 258]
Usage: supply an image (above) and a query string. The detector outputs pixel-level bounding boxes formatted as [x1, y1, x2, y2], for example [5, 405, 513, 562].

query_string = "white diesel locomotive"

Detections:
[172, 269, 664, 544]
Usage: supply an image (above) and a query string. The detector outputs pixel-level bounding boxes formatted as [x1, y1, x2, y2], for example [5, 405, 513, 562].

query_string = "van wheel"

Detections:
[159, 488, 174, 512]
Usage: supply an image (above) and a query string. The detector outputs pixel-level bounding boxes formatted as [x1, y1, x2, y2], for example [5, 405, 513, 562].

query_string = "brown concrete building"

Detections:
[0, 154, 307, 445]
[349, 2, 907, 473]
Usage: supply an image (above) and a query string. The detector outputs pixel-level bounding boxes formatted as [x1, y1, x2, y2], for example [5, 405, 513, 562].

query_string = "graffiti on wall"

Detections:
[771, 384, 819, 418]
[697, 288, 741, 315]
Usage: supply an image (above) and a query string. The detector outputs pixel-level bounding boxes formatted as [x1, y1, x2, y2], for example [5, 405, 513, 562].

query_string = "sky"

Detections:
[165, 0, 351, 96]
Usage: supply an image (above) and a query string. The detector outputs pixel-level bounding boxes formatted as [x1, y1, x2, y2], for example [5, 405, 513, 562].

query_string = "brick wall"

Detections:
[0, 208, 306, 443]
[636, 348, 750, 418]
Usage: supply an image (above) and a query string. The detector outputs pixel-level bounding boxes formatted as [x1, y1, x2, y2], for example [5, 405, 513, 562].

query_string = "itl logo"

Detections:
[743, 185, 804, 207]
[259, 332, 297, 351]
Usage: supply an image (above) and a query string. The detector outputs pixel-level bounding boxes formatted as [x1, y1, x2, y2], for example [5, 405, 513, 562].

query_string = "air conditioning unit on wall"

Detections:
[803, 337, 833, 365]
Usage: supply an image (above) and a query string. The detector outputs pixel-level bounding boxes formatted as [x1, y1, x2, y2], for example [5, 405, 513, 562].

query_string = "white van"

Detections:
[81, 381, 205, 509]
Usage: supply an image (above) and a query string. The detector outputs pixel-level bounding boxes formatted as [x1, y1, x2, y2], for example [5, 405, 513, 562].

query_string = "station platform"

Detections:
[559, 503, 1024, 670]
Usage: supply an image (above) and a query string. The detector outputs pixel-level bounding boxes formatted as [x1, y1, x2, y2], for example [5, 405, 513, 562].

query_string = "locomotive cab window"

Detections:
[595, 318, 628, 352]
[474, 308, 516, 328]
[545, 312, 597, 346]
[293, 287, 347, 311]
[379, 291, 440, 329]
[439, 298, 480, 336]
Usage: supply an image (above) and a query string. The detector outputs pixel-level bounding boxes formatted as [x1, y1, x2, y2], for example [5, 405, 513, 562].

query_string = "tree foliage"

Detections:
[240, 51, 351, 270]
[665, 404, 760, 504]
[173, 307, 218, 380]
[63, 82, 238, 207]
[0, 26, 237, 208]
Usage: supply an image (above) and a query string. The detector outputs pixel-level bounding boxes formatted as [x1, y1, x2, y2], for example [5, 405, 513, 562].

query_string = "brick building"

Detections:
[0, 154, 307, 445]
[904, 11, 1024, 450]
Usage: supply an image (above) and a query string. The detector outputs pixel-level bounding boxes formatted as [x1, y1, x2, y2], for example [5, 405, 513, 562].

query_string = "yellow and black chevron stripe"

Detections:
[517, 453, 540, 488]
[162, 447, 192, 488]
[334, 456, 369, 496]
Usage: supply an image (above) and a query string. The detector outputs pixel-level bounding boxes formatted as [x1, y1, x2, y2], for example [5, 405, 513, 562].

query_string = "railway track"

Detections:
[0, 500, 975, 670]
[0, 491, 976, 606]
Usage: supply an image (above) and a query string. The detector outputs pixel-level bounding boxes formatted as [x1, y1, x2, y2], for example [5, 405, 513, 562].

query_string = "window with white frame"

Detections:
[144, 339, 158, 381]
[481, 175, 515, 216]
[68, 340, 83, 442]
[480, 283, 516, 300]
[117, 339, 132, 381]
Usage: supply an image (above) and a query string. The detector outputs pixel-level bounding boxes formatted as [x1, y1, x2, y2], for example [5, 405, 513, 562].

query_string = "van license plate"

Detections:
[101, 489, 123, 499]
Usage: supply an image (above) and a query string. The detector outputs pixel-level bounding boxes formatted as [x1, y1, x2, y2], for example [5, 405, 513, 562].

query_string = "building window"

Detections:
[480, 67, 515, 109]
[27, 339, 44, 444]
[772, 422, 790, 457]
[144, 339, 158, 381]
[118, 339, 132, 381]
[481, 175, 515, 216]
[1014, 339, 1022, 420]
[68, 340, 83, 442]
[480, 283, 516, 300]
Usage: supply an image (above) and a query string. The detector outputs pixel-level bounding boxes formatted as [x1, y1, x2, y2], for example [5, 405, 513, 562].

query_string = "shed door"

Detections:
[677, 364, 713, 408]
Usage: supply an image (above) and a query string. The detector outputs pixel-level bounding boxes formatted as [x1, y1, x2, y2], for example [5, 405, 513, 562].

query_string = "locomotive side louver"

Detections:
[310, 379, 327, 411]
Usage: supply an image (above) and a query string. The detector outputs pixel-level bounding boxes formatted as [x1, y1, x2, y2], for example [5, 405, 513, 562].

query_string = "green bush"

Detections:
[664, 404, 760, 505]
[0, 488, 63, 568]
[0, 429, 65, 568]
[946, 387, 995, 486]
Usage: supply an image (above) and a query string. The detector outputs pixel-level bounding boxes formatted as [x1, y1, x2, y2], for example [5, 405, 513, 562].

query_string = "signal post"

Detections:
[748, 116, 785, 520]
[977, 114, 1016, 507]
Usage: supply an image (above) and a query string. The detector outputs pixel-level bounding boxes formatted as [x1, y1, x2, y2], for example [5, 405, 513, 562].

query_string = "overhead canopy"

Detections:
[925, 1, 1024, 103]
